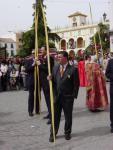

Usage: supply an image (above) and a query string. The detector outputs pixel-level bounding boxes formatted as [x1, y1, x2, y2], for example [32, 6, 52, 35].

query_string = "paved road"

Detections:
[0, 84, 113, 150]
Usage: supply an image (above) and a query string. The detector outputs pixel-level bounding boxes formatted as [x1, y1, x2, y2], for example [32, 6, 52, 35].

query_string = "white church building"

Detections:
[52, 11, 108, 53]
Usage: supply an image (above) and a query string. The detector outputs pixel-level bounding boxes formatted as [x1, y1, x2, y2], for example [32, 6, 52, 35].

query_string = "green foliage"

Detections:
[22, 29, 35, 54]
[18, 0, 60, 57]
[92, 23, 110, 53]
[17, 48, 28, 57]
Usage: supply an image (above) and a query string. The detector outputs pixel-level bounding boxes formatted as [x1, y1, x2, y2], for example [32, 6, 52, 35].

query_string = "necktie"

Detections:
[60, 65, 64, 77]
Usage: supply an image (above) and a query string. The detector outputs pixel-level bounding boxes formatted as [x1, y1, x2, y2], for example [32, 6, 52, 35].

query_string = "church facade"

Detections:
[52, 12, 105, 53]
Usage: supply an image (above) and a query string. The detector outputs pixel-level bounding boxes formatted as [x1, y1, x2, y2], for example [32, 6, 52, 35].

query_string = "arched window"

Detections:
[61, 39, 66, 50]
[77, 37, 84, 48]
[68, 38, 75, 49]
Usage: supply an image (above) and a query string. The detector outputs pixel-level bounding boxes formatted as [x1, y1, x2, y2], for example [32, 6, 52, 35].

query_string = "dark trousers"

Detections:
[28, 86, 39, 114]
[1, 75, 7, 91]
[25, 75, 28, 90]
[0, 77, 2, 91]
[41, 80, 51, 119]
[110, 84, 113, 128]
[51, 95, 74, 135]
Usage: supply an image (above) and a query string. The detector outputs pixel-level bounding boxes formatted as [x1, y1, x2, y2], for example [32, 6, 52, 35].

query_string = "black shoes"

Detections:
[65, 134, 71, 140]
[47, 119, 51, 125]
[24, 88, 28, 91]
[49, 134, 56, 142]
[29, 112, 34, 117]
[43, 114, 49, 119]
[36, 111, 40, 115]
[29, 112, 40, 116]
[110, 128, 113, 133]
[49, 134, 71, 142]
[43, 114, 51, 125]
[49, 135, 54, 142]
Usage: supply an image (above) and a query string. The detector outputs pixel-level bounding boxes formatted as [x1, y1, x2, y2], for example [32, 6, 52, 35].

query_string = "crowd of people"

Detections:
[0, 57, 28, 92]
[24, 47, 113, 142]
[0, 48, 113, 142]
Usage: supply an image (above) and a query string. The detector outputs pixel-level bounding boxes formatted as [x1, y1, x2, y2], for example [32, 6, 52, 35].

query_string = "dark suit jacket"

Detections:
[52, 64, 80, 100]
[105, 58, 113, 83]
[25, 58, 35, 89]
[39, 55, 54, 86]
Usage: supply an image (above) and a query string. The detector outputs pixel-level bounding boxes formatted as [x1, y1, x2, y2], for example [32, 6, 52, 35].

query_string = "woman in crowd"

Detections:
[68, 50, 78, 67]
[0, 60, 8, 91]
[20, 61, 27, 89]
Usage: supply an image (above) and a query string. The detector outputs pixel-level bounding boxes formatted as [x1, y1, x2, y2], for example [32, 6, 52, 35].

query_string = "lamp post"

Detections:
[103, 13, 107, 22]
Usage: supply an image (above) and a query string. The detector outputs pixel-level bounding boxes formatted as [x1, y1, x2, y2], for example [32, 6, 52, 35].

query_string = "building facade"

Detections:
[52, 11, 106, 53]
[0, 38, 16, 57]
[0, 31, 23, 57]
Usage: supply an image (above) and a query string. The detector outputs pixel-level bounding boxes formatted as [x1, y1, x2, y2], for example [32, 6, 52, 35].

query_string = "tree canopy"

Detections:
[85, 23, 110, 55]
[94, 23, 110, 53]
[18, 0, 60, 57]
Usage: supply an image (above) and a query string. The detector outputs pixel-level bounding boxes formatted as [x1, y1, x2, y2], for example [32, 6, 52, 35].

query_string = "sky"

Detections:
[0, 0, 110, 36]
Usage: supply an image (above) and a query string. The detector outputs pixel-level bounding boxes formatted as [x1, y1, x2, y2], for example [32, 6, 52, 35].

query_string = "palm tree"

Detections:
[94, 23, 110, 53]
[85, 23, 110, 55]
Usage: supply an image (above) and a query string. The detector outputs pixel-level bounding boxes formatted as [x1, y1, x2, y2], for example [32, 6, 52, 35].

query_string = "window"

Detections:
[73, 23, 77, 27]
[81, 22, 85, 26]
[68, 39, 75, 49]
[77, 37, 84, 48]
[11, 43, 14, 48]
[5, 43, 7, 48]
[11, 50, 14, 56]
[61, 39, 66, 50]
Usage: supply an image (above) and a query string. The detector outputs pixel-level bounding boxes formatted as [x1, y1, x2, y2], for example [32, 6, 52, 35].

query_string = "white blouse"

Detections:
[0, 64, 8, 74]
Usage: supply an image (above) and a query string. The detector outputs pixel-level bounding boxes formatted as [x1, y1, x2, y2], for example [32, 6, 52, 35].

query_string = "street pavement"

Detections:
[0, 84, 113, 150]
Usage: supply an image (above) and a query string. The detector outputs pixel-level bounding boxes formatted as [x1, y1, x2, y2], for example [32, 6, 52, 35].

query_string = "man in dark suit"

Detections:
[39, 46, 54, 124]
[105, 52, 113, 133]
[48, 51, 80, 142]
[25, 51, 40, 116]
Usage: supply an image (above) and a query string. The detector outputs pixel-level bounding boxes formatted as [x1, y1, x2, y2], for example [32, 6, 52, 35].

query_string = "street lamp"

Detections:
[103, 13, 107, 22]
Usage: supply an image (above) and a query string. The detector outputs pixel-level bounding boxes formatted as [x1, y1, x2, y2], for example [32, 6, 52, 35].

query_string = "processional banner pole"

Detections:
[89, 2, 98, 59]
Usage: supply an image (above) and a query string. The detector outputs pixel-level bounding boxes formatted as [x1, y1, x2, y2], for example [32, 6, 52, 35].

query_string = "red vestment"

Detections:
[85, 62, 108, 110]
